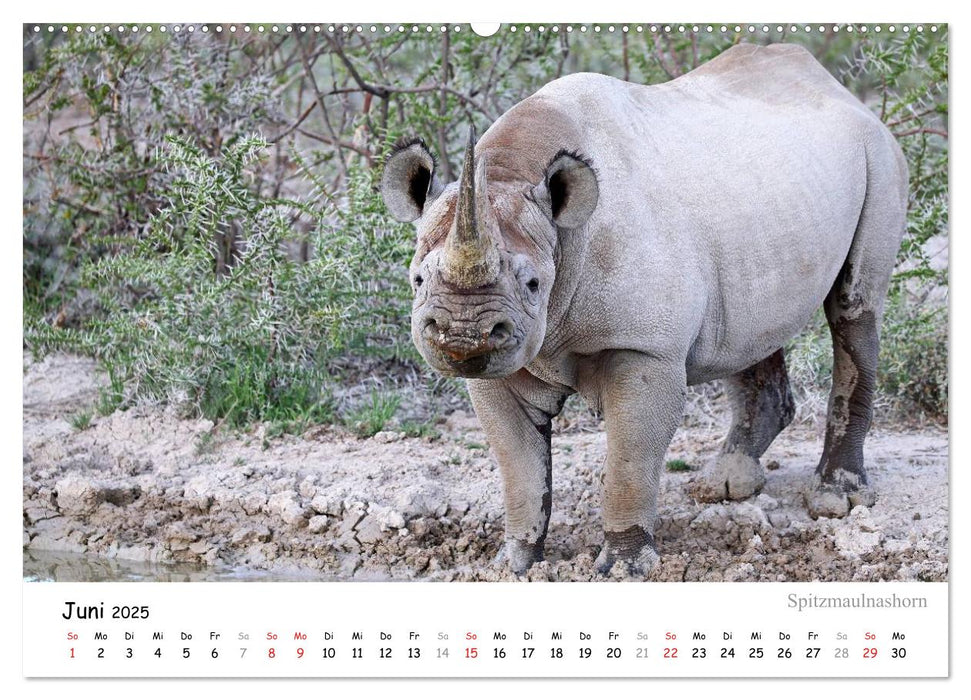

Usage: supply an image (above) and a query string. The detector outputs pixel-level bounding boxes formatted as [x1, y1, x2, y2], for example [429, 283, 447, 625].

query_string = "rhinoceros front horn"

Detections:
[441, 125, 500, 290]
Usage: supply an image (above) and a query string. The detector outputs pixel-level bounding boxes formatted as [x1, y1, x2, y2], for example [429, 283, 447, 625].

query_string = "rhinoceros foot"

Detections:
[593, 544, 659, 577]
[494, 539, 544, 575]
[806, 474, 877, 519]
[594, 525, 659, 577]
[689, 452, 765, 503]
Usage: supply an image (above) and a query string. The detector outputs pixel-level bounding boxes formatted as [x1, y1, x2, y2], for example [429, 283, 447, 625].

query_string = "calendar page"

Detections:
[21, 12, 950, 684]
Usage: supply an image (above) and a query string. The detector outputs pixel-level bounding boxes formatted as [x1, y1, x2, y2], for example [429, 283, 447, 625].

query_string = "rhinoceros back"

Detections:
[509, 44, 905, 384]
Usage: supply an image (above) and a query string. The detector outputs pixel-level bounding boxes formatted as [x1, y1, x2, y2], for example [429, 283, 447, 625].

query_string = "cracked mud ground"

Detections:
[23, 354, 948, 582]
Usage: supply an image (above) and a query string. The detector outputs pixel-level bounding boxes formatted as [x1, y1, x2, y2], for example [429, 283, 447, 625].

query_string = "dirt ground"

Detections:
[22, 353, 949, 582]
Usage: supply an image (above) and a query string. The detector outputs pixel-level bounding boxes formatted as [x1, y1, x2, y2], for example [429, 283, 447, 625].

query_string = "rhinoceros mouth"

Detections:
[439, 354, 492, 377]
[424, 344, 524, 379]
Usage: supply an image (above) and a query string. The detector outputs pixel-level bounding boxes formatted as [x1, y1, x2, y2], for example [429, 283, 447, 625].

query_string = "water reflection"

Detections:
[23, 549, 328, 582]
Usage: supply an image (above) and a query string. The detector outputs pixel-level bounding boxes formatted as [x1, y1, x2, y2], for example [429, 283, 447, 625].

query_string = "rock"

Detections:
[281, 503, 309, 527]
[393, 485, 446, 520]
[806, 489, 850, 519]
[911, 560, 948, 580]
[883, 538, 912, 555]
[373, 431, 401, 444]
[222, 471, 248, 489]
[339, 555, 361, 577]
[183, 475, 217, 510]
[231, 526, 272, 545]
[307, 515, 330, 534]
[164, 522, 198, 543]
[449, 500, 470, 516]
[725, 562, 756, 581]
[848, 505, 878, 531]
[690, 504, 732, 533]
[409, 518, 440, 540]
[733, 502, 770, 530]
[344, 499, 368, 514]
[240, 493, 267, 515]
[833, 524, 883, 558]
[372, 506, 405, 531]
[340, 504, 367, 535]
[268, 491, 309, 528]
[189, 540, 212, 555]
[24, 502, 60, 525]
[55, 475, 139, 516]
[767, 511, 791, 529]
[336, 529, 361, 553]
[310, 494, 344, 517]
[355, 515, 386, 544]
[755, 494, 778, 511]
[298, 477, 318, 500]
[848, 490, 877, 509]
[26, 516, 74, 551]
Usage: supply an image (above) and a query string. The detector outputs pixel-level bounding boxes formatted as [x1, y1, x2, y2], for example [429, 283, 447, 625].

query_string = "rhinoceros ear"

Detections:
[381, 139, 444, 222]
[533, 151, 599, 229]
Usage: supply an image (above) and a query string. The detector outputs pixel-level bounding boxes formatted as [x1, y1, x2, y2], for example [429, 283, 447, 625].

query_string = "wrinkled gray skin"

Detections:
[381, 44, 908, 575]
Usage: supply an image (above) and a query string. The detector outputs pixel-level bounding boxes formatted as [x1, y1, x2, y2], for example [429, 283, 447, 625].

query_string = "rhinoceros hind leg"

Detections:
[807, 283, 881, 519]
[807, 137, 906, 517]
[690, 349, 794, 502]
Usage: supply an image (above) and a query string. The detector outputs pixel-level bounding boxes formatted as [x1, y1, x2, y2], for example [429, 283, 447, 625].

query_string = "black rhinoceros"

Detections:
[381, 43, 908, 575]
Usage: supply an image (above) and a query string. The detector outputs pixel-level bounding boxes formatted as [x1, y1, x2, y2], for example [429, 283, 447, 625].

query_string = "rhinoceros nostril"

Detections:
[422, 317, 440, 338]
[489, 320, 513, 344]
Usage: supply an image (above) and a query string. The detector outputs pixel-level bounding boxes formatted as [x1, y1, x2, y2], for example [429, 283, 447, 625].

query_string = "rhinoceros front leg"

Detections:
[593, 351, 686, 575]
[467, 371, 570, 574]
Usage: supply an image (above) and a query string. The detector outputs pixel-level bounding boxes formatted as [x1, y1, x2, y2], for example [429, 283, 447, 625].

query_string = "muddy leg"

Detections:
[593, 351, 686, 575]
[467, 370, 569, 574]
[690, 349, 795, 502]
[806, 293, 880, 518]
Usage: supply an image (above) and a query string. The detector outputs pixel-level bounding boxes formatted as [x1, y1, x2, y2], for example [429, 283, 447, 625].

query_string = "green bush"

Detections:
[877, 297, 948, 420]
[31, 134, 415, 426]
[23, 31, 282, 325]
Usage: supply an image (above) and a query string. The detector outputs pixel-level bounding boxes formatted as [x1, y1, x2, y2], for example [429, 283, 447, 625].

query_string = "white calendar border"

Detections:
[7, 0, 960, 694]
